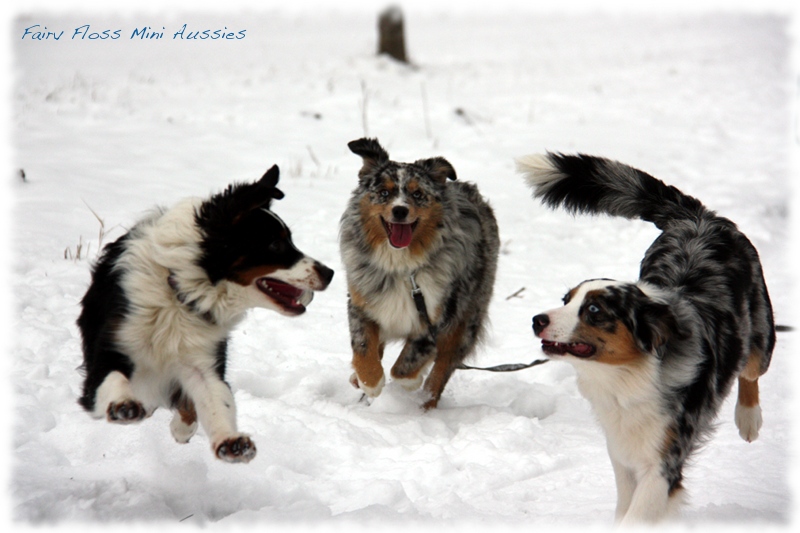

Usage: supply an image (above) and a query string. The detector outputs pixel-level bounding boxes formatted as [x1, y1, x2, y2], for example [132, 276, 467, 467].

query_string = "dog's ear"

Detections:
[225, 165, 284, 225]
[255, 164, 285, 202]
[348, 138, 389, 178]
[414, 157, 457, 183]
[634, 300, 688, 353]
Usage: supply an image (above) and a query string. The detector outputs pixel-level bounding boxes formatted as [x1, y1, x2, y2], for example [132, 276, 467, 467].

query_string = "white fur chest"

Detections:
[573, 359, 669, 469]
[112, 199, 245, 371]
[365, 269, 446, 340]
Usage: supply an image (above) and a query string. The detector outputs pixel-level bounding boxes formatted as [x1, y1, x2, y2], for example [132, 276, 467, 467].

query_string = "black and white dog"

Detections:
[518, 153, 775, 523]
[77, 165, 333, 463]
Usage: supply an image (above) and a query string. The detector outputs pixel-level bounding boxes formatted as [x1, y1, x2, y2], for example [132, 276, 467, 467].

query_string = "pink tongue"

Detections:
[389, 223, 413, 248]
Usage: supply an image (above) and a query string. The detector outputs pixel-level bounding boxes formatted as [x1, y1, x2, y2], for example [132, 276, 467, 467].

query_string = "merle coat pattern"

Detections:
[518, 152, 775, 524]
[340, 138, 499, 410]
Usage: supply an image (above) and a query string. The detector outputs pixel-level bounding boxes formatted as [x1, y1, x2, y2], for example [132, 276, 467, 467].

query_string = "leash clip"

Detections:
[409, 272, 422, 295]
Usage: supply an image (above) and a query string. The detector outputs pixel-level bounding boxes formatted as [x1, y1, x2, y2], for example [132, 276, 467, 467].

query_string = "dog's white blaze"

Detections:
[390, 196, 409, 211]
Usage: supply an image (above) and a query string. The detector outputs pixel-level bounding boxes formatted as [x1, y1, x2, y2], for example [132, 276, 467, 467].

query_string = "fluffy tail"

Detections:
[516, 153, 707, 230]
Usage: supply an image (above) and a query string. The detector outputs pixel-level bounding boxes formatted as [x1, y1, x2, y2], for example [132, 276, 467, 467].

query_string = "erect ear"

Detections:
[414, 157, 457, 183]
[227, 165, 284, 225]
[348, 138, 389, 178]
[256, 164, 285, 201]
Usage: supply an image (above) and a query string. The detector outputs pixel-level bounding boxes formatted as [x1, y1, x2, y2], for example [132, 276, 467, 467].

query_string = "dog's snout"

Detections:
[392, 205, 409, 221]
[314, 262, 334, 288]
[532, 314, 550, 336]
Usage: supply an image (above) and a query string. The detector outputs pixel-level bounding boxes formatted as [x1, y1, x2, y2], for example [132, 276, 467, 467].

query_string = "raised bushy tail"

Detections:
[516, 153, 707, 230]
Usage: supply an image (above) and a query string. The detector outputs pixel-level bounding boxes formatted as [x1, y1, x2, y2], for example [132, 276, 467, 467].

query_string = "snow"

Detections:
[7, 0, 797, 529]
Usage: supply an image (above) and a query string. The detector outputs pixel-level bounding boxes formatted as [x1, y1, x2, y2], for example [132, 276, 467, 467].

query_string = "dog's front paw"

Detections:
[107, 400, 146, 423]
[215, 435, 257, 463]
[421, 397, 439, 411]
[393, 374, 425, 391]
[352, 373, 385, 398]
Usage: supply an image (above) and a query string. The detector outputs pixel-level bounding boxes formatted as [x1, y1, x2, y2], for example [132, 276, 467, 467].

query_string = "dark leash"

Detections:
[456, 359, 548, 372]
[357, 275, 549, 405]
[411, 273, 549, 373]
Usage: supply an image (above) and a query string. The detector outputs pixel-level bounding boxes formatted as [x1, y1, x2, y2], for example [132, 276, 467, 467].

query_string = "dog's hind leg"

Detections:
[169, 395, 198, 444]
[735, 350, 764, 442]
[87, 370, 147, 423]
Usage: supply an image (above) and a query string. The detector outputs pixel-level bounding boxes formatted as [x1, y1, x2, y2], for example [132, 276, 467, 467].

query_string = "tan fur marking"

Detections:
[740, 350, 764, 381]
[737, 351, 763, 408]
[422, 323, 465, 409]
[565, 286, 579, 303]
[359, 196, 390, 251]
[348, 284, 369, 310]
[737, 377, 759, 408]
[351, 319, 385, 389]
[575, 321, 644, 365]
[358, 184, 443, 257]
[408, 203, 443, 258]
[179, 402, 197, 426]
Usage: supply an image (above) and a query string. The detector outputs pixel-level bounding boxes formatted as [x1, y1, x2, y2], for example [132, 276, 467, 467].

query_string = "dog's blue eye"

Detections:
[379, 189, 390, 198]
[587, 304, 601, 314]
[411, 190, 424, 200]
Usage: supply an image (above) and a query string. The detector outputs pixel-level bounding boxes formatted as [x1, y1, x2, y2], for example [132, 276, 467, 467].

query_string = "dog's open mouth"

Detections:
[541, 340, 596, 358]
[382, 219, 418, 249]
[256, 278, 309, 314]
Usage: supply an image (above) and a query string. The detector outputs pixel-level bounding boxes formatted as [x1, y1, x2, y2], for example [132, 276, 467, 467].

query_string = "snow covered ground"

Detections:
[7, 0, 797, 529]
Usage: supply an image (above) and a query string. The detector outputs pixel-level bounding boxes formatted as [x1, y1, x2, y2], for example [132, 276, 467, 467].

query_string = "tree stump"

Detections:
[378, 6, 408, 63]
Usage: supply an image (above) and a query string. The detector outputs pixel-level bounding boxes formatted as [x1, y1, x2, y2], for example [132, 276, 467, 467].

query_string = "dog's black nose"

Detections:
[532, 314, 549, 336]
[314, 263, 335, 288]
[392, 205, 409, 221]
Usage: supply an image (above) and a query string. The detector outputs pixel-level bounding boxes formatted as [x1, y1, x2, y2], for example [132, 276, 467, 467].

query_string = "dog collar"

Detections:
[167, 271, 215, 323]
